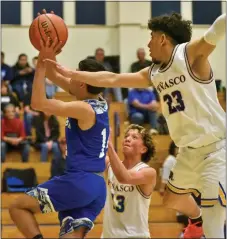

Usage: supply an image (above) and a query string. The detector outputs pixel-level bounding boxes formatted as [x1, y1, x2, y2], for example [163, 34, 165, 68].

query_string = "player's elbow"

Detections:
[31, 100, 41, 111]
[31, 99, 47, 112]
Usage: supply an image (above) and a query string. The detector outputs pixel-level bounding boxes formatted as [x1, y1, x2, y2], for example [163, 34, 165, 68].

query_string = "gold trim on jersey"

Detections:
[136, 185, 151, 199]
[201, 198, 218, 207]
[166, 181, 200, 197]
[219, 183, 226, 207]
[158, 44, 179, 73]
[184, 43, 214, 84]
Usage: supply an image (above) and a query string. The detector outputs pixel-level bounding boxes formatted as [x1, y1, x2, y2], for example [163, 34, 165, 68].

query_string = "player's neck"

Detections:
[123, 156, 142, 169]
[160, 45, 176, 66]
[81, 94, 100, 100]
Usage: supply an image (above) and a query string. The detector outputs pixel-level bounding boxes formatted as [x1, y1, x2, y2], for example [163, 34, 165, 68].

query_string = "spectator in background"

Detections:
[160, 141, 178, 195]
[50, 137, 66, 179]
[94, 48, 123, 102]
[1, 51, 13, 89]
[32, 112, 61, 162]
[23, 91, 39, 136]
[32, 56, 56, 98]
[11, 54, 34, 101]
[130, 48, 152, 73]
[1, 82, 20, 115]
[1, 104, 30, 162]
[128, 88, 158, 133]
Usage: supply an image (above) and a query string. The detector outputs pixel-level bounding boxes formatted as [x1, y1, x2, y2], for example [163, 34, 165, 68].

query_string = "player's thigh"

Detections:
[9, 193, 41, 214]
[166, 148, 200, 197]
[200, 147, 226, 207]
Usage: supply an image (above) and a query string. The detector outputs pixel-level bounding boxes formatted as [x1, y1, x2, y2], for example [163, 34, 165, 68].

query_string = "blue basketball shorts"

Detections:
[26, 171, 106, 236]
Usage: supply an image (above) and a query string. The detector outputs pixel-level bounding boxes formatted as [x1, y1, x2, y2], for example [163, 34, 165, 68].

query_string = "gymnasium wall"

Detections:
[1, 1, 226, 86]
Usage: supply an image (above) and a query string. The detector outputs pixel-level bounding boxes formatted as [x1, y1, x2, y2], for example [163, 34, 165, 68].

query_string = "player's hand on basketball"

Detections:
[44, 59, 73, 78]
[39, 37, 62, 61]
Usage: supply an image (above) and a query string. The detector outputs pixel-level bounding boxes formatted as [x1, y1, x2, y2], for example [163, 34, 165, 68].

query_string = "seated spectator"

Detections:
[32, 56, 56, 98]
[1, 82, 20, 115]
[160, 141, 178, 195]
[1, 104, 30, 162]
[23, 91, 39, 136]
[11, 54, 34, 102]
[128, 88, 158, 133]
[50, 137, 66, 178]
[130, 48, 152, 73]
[1, 51, 13, 88]
[32, 111, 61, 162]
[94, 48, 123, 102]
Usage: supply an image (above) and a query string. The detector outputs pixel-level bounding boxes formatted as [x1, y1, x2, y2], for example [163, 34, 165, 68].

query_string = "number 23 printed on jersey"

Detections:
[163, 90, 185, 114]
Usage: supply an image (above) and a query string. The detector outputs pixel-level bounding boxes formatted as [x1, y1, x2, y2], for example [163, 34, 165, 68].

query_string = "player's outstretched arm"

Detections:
[45, 59, 151, 90]
[108, 139, 156, 185]
[186, 14, 226, 63]
[31, 49, 95, 123]
[38, 37, 72, 93]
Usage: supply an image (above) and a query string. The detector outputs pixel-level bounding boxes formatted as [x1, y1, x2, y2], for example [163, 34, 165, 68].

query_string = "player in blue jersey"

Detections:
[9, 38, 109, 239]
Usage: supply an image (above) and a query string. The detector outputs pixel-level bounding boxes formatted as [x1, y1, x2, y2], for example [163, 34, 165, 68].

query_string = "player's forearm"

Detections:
[108, 142, 131, 183]
[31, 60, 48, 110]
[70, 71, 117, 88]
[45, 60, 71, 93]
[204, 13, 226, 45]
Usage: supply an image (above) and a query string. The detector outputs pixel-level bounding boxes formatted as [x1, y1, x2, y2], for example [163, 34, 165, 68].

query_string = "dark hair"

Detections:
[78, 59, 106, 94]
[169, 141, 177, 156]
[1, 51, 4, 57]
[95, 48, 104, 55]
[148, 12, 192, 44]
[33, 56, 38, 60]
[125, 124, 155, 163]
[18, 53, 27, 60]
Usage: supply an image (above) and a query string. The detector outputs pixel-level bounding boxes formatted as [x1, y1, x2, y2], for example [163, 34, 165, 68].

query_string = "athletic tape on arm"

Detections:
[204, 14, 226, 46]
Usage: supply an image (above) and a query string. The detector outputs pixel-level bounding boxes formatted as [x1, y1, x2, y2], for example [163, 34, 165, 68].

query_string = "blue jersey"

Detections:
[65, 98, 109, 173]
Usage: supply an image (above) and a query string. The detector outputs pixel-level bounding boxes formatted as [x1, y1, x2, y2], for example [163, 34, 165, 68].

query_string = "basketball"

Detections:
[29, 13, 68, 51]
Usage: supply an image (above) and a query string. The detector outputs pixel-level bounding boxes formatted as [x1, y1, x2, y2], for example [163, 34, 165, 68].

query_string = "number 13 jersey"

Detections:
[149, 43, 225, 148]
[102, 162, 151, 238]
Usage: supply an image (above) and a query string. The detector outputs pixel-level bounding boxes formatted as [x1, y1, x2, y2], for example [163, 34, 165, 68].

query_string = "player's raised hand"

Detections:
[39, 37, 62, 60]
[37, 9, 54, 16]
[44, 59, 73, 78]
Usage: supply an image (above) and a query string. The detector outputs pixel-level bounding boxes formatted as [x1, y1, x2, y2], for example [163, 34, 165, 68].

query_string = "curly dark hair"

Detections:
[148, 12, 192, 45]
[124, 124, 155, 163]
[169, 141, 177, 156]
[79, 59, 106, 94]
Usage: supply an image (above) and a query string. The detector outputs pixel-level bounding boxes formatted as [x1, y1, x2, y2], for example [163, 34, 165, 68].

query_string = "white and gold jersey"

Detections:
[102, 162, 151, 238]
[149, 43, 225, 148]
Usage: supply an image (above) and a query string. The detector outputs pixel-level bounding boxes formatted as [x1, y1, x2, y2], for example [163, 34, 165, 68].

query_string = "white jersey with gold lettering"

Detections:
[149, 42, 225, 148]
[102, 162, 151, 238]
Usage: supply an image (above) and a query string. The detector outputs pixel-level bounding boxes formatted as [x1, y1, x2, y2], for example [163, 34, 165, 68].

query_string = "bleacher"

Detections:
[1, 91, 226, 238]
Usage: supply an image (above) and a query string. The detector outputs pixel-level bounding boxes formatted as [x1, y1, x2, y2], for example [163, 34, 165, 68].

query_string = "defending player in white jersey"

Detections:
[103, 124, 156, 238]
[45, 12, 226, 238]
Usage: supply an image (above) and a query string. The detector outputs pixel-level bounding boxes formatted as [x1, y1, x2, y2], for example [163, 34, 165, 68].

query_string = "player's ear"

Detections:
[160, 33, 167, 46]
[141, 146, 148, 154]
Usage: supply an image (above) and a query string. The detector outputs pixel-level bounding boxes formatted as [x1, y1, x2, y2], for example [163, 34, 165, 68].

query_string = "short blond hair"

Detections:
[124, 124, 155, 163]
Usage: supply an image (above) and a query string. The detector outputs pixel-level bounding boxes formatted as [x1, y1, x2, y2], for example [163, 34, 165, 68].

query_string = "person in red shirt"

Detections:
[1, 104, 30, 162]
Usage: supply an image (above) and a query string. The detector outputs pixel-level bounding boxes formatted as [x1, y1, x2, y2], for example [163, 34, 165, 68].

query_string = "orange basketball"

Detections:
[29, 13, 68, 51]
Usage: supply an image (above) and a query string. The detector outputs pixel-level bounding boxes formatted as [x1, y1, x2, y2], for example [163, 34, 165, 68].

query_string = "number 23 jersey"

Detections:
[102, 162, 151, 238]
[149, 43, 225, 148]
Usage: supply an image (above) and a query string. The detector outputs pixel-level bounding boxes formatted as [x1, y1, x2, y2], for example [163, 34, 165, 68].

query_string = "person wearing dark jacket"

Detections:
[11, 54, 34, 101]
[1, 82, 20, 115]
[32, 111, 61, 162]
